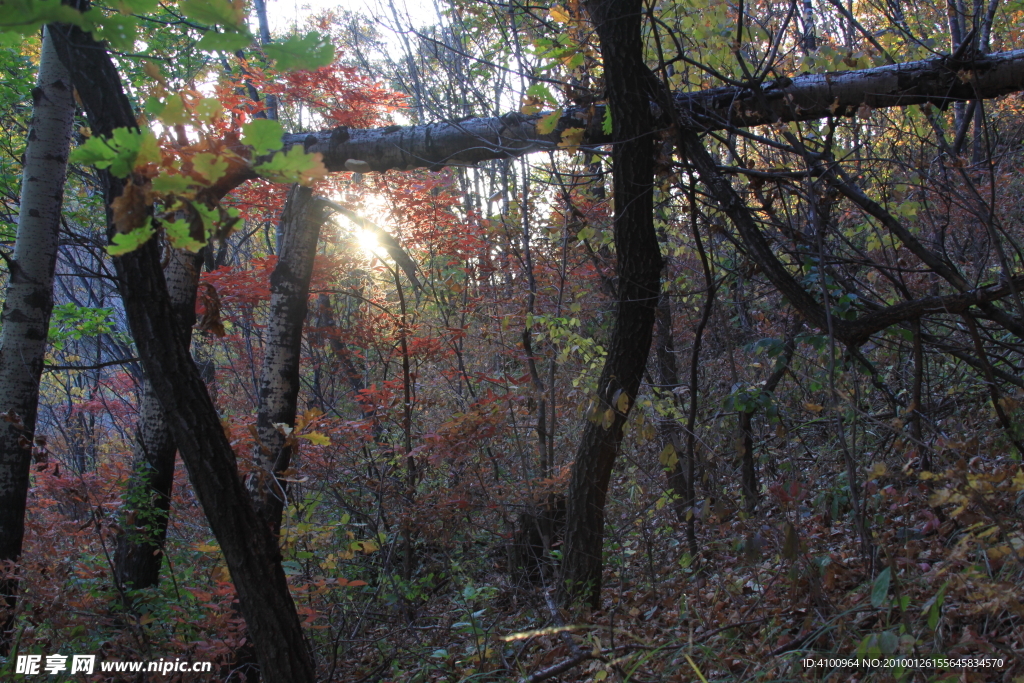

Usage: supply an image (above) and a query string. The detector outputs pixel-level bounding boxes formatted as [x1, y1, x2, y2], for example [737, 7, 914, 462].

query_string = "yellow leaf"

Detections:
[536, 109, 561, 135]
[616, 390, 630, 413]
[867, 462, 887, 481]
[558, 127, 585, 152]
[659, 443, 678, 469]
[194, 543, 219, 553]
[520, 96, 544, 115]
[987, 544, 1011, 562]
[299, 152, 329, 185]
[142, 61, 163, 82]
[356, 540, 379, 554]
[549, 5, 570, 22]
[300, 432, 331, 446]
[803, 402, 823, 413]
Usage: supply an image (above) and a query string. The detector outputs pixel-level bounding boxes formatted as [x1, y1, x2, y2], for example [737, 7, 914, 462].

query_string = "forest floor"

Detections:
[9, 439, 1024, 683]
[353, 453, 1024, 683]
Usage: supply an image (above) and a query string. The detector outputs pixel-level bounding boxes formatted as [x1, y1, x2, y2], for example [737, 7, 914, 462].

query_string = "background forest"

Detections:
[1, 0, 1023, 680]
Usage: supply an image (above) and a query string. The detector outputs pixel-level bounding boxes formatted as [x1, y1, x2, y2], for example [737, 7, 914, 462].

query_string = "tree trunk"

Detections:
[739, 319, 799, 512]
[0, 27, 75, 647]
[114, 249, 202, 590]
[559, 0, 662, 609]
[653, 291, 687, 520]
[252, 185, 331, 537]
[48, 18, 317, 682]
[273, 49, 1024, 175]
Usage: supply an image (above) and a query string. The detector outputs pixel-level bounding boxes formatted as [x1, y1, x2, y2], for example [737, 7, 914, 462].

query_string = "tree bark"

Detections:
[559, 0, 662, 609]
[653, 291, 688, 521]
[252, 185, 331, 538]
[48, 18, 317, 683]
[0, 27, 75, 646]
[738, 319, 799, 512]
[276, 49, 1024, 174]
[114, 249, 202, 590]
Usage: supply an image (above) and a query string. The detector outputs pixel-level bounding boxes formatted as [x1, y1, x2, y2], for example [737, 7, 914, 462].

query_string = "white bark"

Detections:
[0, 28, 76, 566]
[252, 185, 331, 536]
[282, 49, 1024, 173]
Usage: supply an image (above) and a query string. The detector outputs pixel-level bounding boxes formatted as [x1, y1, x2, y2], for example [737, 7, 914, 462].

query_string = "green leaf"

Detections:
[70, 127, 145, 177]
[162, 217, 206, 252]
[151, 173, 194, 194]
[135, 130, 162, 167]
[178, 0, 243, 28]
[191, 201, 220, 237]
[923, 581, 947, 630]
[879, 630, 898, 654]
[254, 146, 325, 184]
[116, 0, 159, 12]
[107, 218, 155, 256]
[49, 304, 115, 348]
[242, 118, 284, 156]
[159, 94, 187, 126]
[196, 28, 253, 53]
[536, 109, 562, 135]
[192, 152, 228, 183]
[602, 106, 612, 135]
[525, 83, 557, 104]
[108, 127, 144, 176]
[70, 136, 120, 168]
[886, 326, 914, 342]
[87, 11, 138, 51]
[194, 98, 223, 124]
[143, 95, 166, 118]
[0, 0, 83, 35]
[263, 32, 335, 72]
[870, 568, 891, 608]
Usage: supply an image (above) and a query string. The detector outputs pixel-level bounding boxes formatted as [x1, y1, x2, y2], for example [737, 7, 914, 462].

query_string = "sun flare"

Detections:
[355, 228, 380, 258]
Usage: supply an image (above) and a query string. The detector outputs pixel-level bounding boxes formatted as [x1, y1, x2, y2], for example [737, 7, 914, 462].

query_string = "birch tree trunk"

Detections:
[252, 185, 331, 537]
[0, 27, 75, 644]
[114, 249, 202, 590]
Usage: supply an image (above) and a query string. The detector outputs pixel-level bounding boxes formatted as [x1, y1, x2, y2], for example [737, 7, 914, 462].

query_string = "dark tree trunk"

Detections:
[738, 319, 799, 512]
[114, 250, 202, 590]
[559, 0, 662, 609]
[48, 18, 317, 683]
[653, 291, 687, 520]
[252, 185, 331, 538]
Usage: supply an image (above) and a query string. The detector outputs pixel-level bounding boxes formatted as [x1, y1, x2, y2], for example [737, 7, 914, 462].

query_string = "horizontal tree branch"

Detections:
[282, 49, 1024, 174]
[43, 358, 138, 371]
[853, 275, 1024, 337]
